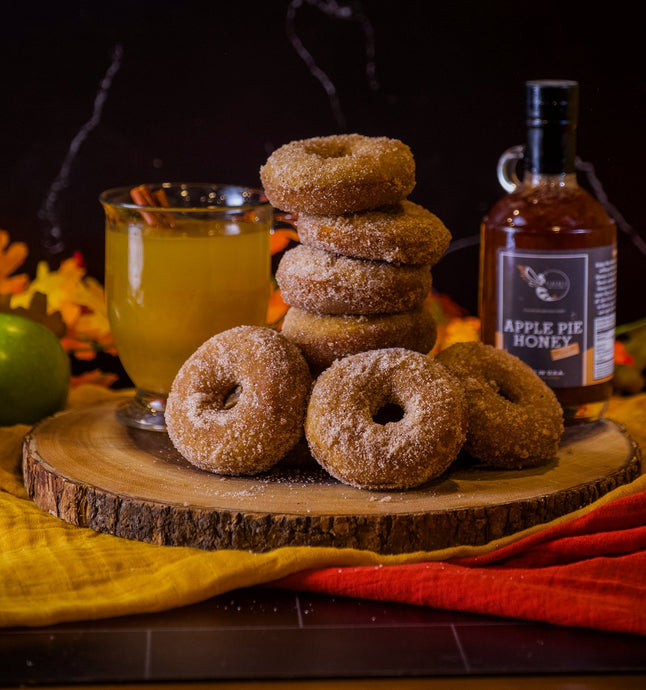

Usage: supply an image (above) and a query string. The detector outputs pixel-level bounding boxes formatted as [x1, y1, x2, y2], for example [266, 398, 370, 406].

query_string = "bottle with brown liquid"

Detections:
[479, 80, 617, 424]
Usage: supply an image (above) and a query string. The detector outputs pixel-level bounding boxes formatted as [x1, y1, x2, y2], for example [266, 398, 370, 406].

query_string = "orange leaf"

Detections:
[0, 230, 29, 294]
[424, 290, 469, 326]
[70, 369, 119, 389]
[270, 228, 299, 255]
[614, 340, 634, 366]
[266, 285, 288, 327]
[429, 316, 481, 356]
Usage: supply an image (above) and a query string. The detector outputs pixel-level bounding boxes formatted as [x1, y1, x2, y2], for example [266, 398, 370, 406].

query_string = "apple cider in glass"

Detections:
[101, 184, 271, 431]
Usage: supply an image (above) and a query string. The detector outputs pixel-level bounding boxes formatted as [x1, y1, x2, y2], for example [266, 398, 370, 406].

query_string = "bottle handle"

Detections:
[496, 145, 525, 192]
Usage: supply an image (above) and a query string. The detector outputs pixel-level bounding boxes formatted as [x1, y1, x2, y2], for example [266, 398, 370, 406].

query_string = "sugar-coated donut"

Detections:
[296, 201, 452, 266]
[305, 348, 468, 490]
[276, 245, 432, 315]
[165, 325, 312, 476]
[281, 306, 437, 374]
[260, 134, 415, 214]
[436, 341, 563, 469]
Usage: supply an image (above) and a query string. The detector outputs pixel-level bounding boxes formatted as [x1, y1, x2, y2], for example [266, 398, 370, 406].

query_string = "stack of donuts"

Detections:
[259, 133, 452, 374]
[164, 134, 564, 493]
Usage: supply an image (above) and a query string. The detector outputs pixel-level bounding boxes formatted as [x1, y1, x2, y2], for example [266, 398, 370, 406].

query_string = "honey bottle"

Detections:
[479, 80, 617, 424]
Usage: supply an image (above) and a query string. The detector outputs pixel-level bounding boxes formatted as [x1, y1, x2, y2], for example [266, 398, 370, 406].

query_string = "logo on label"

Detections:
[517, 265, 570, 302]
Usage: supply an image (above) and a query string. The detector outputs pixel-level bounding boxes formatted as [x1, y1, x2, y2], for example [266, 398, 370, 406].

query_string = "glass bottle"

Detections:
[479, 80, 617, 424]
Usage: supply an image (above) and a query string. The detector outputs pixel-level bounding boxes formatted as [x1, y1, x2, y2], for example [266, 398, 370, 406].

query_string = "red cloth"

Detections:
[271, 491, 646, 635]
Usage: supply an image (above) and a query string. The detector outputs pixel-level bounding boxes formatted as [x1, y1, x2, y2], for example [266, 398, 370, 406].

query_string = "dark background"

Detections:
[2, 0, 644, 326]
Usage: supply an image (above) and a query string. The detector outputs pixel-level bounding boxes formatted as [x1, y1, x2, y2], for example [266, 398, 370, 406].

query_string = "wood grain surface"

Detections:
[22, 398, 641, 554]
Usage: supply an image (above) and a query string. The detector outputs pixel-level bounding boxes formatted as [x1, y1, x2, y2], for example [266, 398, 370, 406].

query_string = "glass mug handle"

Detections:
[496, 144, 525, 192]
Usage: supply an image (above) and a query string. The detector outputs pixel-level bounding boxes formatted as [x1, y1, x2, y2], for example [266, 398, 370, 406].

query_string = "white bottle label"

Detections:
[496, 245, 617, 387]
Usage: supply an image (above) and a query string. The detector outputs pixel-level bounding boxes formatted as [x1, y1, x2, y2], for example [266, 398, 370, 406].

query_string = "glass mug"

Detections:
[100, 183, 272, 431]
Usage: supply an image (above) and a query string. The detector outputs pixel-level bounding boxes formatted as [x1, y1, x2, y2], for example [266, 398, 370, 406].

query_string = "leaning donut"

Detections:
[276, 245, 432, 315]
[296, 201, 451, 266]
[436, 341, 563, 469]
[165, 325, 312, 476]
[260, 134, 415, 214]
[305, 348, 467, 490]
[281, 306, 437, 374]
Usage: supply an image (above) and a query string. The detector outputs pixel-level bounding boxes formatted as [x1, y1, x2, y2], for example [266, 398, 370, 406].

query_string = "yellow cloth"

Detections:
[1, 385, 644, 628]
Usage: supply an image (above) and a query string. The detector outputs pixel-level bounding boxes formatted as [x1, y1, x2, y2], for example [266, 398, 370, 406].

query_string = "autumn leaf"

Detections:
[614, 341, 634, 366]
[270, 227, 299, 255]
[10, 257, 83, 325]
[69, 275, 112, 337]
[421, 290, 478, 354]
[61, 330, 117, 360]
[9, 254, 114, 360]
[0, 291, 67, 337]
[267, 281, 288, 328]
[60, 280, 116, 359]
[430, 315, 481, 355]
[270, 210, 299, 255]
[424, 290, 469, 326]
[0, 230, 29, 294]
[70, 369, 119, 389]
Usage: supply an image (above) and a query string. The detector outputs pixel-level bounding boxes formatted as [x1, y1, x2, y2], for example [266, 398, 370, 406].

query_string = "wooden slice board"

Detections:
[22, 397, 641, 554]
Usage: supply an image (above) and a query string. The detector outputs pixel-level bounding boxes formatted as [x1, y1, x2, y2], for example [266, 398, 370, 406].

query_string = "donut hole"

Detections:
[486, 376, 521, 404]
[303, 141, 349, 159]
[372, 402, 405, 425]
[223, 384, 242, 410]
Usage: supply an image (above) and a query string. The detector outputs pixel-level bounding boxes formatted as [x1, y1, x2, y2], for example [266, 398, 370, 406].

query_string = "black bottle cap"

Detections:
[526, 79, 579, 126]
[524, 79, 579, 174]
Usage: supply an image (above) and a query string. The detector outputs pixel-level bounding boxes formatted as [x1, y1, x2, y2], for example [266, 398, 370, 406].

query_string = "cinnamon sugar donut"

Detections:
[297, 201, 452, 266]
[436, 341, 563, 469]
[305, 348, 467, 490]
[281, 306, 437, 374]
[165, 326, 312, 476]
[276, 245, 432, 315]
[260, 134, 415, 214]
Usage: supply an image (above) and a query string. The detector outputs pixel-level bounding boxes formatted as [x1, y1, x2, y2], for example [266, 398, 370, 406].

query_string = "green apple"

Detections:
[0, 313, 71, 426]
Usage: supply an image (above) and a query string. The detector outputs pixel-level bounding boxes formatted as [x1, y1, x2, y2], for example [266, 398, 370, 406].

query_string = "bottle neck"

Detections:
[525, 124, 577, 175]
[522, 171, 579, 188]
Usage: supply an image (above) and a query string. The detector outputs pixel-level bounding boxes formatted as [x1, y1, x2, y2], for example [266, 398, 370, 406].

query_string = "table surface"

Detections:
[2, 585, 646, 688]
[5, 394, 646, 688]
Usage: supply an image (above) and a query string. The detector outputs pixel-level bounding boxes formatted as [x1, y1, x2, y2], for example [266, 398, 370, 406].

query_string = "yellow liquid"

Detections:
[105, 218, 270, 394]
